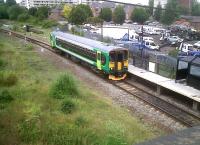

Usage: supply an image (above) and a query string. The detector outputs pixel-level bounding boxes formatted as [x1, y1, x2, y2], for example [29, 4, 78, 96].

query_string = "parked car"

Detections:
[167, 36, 183, 45]
[143, 37, 154, 41]
[194, 41, 200, 49]
[144, 40, 159, 50]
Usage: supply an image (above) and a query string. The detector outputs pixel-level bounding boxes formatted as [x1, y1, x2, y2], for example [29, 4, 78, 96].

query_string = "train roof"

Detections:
[51, 31, 126, 53]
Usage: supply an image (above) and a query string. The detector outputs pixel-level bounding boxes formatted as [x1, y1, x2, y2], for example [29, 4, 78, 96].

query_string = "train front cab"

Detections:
[109, 49, 128, 80]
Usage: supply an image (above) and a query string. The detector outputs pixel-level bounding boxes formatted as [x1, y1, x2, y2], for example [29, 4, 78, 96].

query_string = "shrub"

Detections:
[17, 13, 30, 22]
[0, 72, 18, 87]
[168, 49, 179, 58]
[75, 116, 87, 127]
[0, 59, 6, 69]
[42, 20, 57, 28]
[0, 89, 13, 103]
[61, 99, 76, 114]
[49, 73, 79, 99]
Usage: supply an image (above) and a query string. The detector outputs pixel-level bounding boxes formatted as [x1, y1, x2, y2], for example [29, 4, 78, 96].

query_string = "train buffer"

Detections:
[128, 65, 200, 111]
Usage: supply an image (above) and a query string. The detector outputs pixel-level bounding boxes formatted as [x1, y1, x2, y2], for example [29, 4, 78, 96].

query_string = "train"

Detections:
[50, 31, 129, 80]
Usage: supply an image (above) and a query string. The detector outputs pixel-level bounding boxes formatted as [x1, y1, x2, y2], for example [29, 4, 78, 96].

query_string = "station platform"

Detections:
[128, 65, 200, 110]
[137, 126, 200, 145]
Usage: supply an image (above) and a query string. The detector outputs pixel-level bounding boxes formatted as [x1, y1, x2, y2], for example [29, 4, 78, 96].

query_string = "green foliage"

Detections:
[17, 13, 30, 22]
[36, 6, 49, 20]
[75, 116, 88, 127]
[0, 4, 8, 19]
[0, 0, 4, 3]
[131, 8, 149, 24]
[28, 7, 38, 16]
[6, 0, 16, 6]
[0, 59, 6, 69]
[86, 17, 103, 25]
[18, 119, 41, 144]
[69, 4, 93, 25]
[62, 4, 72, 19]
[61, 99, 76, 114]
[7, 5, 27, 20]
[0, 89, 13, 103]
[42, 19, 57, 28]
[0, 72, 18, 87]
[161, 0, 179, 25]
[25, 43, 34, 51]
[147, 0, 154, 16]
[49, 73, 79, 99]
[168, 49, 179, 58]
[191, 0, 200, 16]
[99, 8, 112, 22]
[113, 6, 125, 25]
[154, 2, 162, 21]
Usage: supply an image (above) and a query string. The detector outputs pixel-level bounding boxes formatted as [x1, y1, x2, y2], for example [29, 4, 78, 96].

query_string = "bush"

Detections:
[75, 116, 87, 127]
[168, 49, 179, 58]
[41, 20, 57, 28]
[0, 89, 13, 103]
[0, 59, 6, 69]
[49, 73, 79, 99]
[25, 43, 34, 51]
[61, 100, 76, 114]
[17, 13, 30, 22]
[0, 72, 18, 87]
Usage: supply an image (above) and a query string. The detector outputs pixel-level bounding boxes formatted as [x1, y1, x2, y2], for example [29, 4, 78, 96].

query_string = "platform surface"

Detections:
[136, 126, 200, 145]
[128, 65, 200, 102]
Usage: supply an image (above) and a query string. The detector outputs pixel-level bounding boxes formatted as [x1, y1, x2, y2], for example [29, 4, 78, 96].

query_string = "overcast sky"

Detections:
[16, 0, 199, 7]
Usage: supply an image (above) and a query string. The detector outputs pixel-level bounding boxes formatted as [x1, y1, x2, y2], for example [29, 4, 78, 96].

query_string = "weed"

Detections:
[0, 89, 13, 103]
[0, 59, 6, 69]
[75, 116, 88, 127]
[61, 100, 76, 114]
[0, 72, 18, 87]
[18, 118, 41, 144]
[25, 43, 34, 51]
[49, 73, 79, 99]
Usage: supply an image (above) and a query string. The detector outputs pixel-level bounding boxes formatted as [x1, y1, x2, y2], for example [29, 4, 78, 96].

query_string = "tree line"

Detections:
[1, 0, 200, 27]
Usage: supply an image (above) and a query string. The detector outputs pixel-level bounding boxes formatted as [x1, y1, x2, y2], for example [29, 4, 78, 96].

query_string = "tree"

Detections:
[113, 6, 125, 25]
[131, 8, 149, 24]
[36, 6, 49, 19]
[69, 4, 93, 25]
[99, 8, 112, 22]
[62, 4, 72, 19]
[147, 0, 154, 16]
[161, 0, 179, 25]
[0, 4, 8, 19]
[7, 5, 27, 20]
[0, 0, 4, 4]
[86, 17, 103, 25]
[28, 7, 37, 16]
[191, 0, 200, 16]
[6, 0, 16, 6]
[154, 2, 162, 21]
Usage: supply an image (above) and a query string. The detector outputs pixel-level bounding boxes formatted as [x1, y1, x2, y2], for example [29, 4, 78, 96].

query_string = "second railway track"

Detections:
[1, 28, 200, 128]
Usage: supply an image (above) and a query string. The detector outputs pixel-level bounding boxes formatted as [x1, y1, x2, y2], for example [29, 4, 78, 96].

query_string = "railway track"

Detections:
[1, 28, 200, 127]
[111, 80, 200, 127]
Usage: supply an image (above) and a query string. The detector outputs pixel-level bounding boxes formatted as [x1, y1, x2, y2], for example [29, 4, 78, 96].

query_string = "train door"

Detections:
[117, 51, 124, 71]
[97, 51, 101, 70]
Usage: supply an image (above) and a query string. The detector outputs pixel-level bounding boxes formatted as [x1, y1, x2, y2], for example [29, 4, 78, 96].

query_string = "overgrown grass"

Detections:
[49, 73, 79, 99]
[0, 33, 163, 145]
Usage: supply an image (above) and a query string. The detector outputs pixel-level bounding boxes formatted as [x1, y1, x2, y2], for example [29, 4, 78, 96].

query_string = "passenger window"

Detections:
[117, 53, 123, 62]
[110, 52, 115, 62]
[101, 55, 106, 65]
[124, 51, 128, 60]
[146, 42, 149, 45]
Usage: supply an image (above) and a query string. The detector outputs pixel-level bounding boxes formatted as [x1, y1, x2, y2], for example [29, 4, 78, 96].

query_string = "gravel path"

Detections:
[35, 45, 186, 133]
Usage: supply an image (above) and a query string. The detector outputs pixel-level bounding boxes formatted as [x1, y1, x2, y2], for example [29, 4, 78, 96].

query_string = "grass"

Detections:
[0, 33, 164, 145]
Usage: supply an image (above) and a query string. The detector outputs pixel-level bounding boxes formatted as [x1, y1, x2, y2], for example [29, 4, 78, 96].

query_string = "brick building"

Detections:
[178, 0, 192, 10]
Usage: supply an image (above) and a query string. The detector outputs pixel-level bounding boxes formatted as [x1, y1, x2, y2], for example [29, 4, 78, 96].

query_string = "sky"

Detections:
[15, 0, 200, 7]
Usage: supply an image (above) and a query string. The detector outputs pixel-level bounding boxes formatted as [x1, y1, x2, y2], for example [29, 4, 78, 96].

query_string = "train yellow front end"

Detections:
[108, 49, 128, 80]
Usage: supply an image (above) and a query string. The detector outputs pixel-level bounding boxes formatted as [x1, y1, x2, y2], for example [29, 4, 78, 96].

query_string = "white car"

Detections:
[144, 40, 159, 50]
[143, 37, 154, 42]
[167, 36, 183, 45]
[194, 41, 200, 49]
